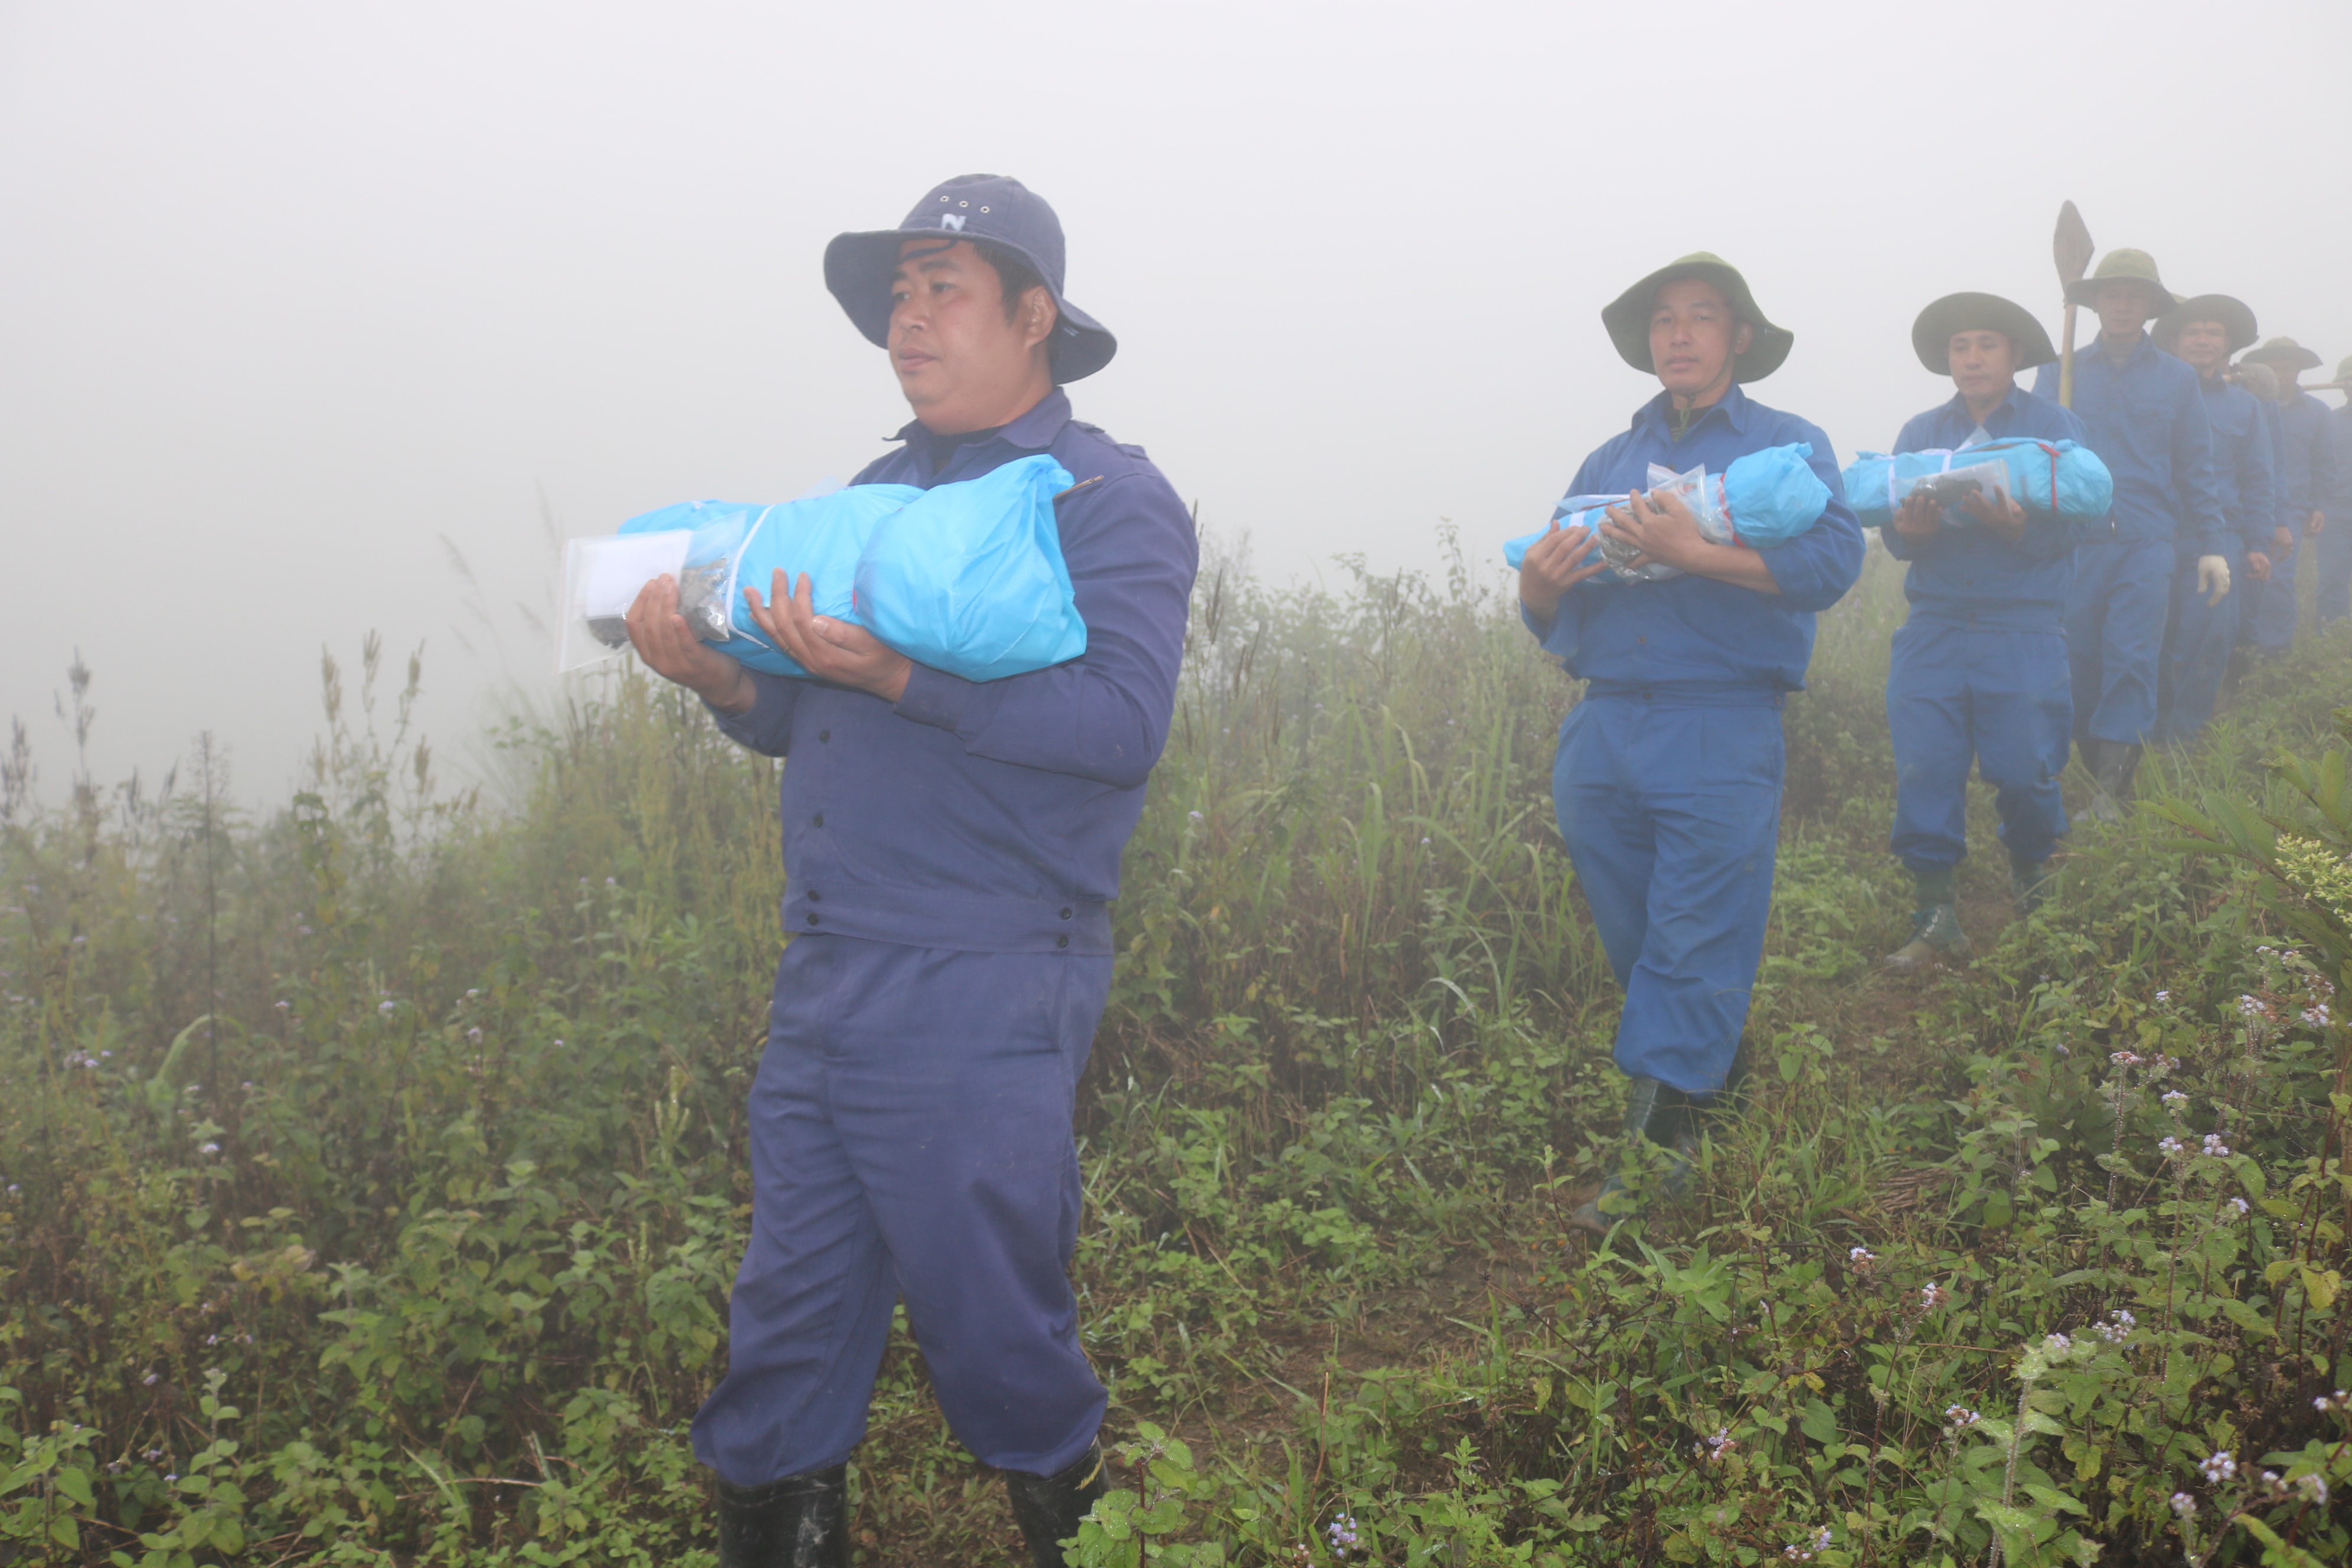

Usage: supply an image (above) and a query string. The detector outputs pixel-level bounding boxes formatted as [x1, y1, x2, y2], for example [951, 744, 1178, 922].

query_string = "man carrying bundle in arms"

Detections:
[2240, 336, 2339, 651]
[1876, 293, 2090, 971]
[2152, 295, 2276, 744]
[1514, 254, 1863, 1232]
[2030, 250, 2224, 819]
[623, 174, 1198, 1568]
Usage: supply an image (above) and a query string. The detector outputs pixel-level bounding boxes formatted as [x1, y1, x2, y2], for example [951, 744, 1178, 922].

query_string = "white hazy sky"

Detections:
[4, 0, 2348, 800]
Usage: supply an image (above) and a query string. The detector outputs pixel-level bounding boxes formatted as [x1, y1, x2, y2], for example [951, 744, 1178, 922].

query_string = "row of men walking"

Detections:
[616, 172, 2345, 1564]
[1880, 250, 2347, 972]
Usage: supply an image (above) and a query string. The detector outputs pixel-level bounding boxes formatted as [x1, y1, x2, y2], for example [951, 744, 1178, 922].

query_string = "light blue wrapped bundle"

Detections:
[1841, 438, 2113, 530]
[1502, 442, 1831, 582]
[603, 453, 1086, 682]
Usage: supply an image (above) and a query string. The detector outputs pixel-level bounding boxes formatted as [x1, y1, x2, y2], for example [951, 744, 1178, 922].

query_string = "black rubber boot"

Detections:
[1885, 866, 1968, 971]
[2096, 741, 2144, 808]
[2008, 850, 2053, 913]
[716, 1465, 848, 1568]
[1005, 1442, 1107, 1568]
[1567, 1078, 1703, 1233]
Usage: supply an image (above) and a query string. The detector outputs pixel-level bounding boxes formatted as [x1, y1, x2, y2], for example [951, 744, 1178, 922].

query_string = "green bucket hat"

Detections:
[2063, 248, 2173, 312]
[1911, 292, 2057, 375]
[1602, 252, 1794, 383]
[2242, 335, 2323, 373]
[2154, 293, 2259, 354]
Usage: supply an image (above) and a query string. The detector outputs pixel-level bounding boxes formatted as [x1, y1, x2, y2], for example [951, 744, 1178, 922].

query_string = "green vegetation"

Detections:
[4, 545, 2350, 1566]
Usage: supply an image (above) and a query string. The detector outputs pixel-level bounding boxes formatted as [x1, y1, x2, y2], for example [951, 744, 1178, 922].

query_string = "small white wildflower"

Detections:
[466, 1027, 483, 1043]
[198, 1142, 220, 1156]
[1920, 1282, 1946, 1308]
[2201, 1133, 2231, 1158]
[2199, 1449, 2236, 1484]
[2303, 1004, 2332, 1028]
[2170, 1491, 2196, 1518]
[2225, 1197, 2250, 1218]
[2158, 1135, 2184, 1157]
[1943, 1404, 1981, 1429]
[1848, 1246, 1876, 1267]
[141, 1371, 158, 1387]
[377, 1000, 395, 1014]
[2162, 1089, 2188, 1107]
[2295, 1473, 2328, 1504]
[2109, 1050, 2142, 1066]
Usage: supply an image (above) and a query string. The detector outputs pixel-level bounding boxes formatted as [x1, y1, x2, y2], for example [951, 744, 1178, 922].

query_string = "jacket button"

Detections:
[818, 730, 830, 743]
[1055, 935, 1069, 949]
[806, 914, 820, 927]
[807, 890, 821, 903]
[1059, 907, 1073, 920]
[812, 813, 825, 828]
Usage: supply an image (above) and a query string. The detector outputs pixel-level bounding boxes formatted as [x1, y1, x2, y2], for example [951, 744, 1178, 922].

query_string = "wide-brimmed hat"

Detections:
[2154, 293, 2259, 354]
[1910, 292, 2057, 375]
[1602, 253, 1794, 382]
[2242, 335, 2323, 373]
[823, 173, 1116, 383]
[2063, 249, 2173, 313]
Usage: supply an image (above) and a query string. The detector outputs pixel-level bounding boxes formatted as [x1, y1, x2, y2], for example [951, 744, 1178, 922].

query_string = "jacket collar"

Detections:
[888, 387, 1074, 453]
[1633, 379, 1753, 442]
[1939, 384, 2022, 434]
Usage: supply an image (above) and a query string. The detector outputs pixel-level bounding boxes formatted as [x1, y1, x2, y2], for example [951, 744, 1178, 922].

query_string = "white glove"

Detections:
[2197, 554, 2231, 605]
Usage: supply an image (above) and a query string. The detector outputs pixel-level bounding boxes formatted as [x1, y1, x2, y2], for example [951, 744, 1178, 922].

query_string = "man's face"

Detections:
[2092, 280, 2157, 338]
[1947, 329, 2020, 403]
[887, 238, 1055, 427]
[1649, 278, 1753, 398]
[2172, 320, 2231, 375]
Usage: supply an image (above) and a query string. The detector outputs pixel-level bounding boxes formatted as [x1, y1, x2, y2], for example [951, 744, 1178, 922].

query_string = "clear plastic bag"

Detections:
[558, 530, 692, 672]
[1887, 459, 2009, 522]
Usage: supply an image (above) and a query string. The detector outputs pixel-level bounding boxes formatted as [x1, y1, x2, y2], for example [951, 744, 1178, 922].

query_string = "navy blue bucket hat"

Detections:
[824, 174, 1117, 383]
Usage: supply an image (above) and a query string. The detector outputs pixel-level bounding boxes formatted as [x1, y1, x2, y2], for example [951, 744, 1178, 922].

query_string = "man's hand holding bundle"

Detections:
[627, 576, 757, 713]
[1517, 520, 1608, 619]
[744, 571, 915, 703]
[1955, 485, 2029, 543]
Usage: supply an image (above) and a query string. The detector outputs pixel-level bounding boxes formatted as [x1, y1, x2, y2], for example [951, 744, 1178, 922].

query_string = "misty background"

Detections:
[4, 0, 2348, 801]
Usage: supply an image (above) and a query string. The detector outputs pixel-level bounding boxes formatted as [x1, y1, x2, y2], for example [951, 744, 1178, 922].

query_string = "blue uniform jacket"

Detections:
[2190, 374, 2278, 554]
[2032, 333, 2224, 551]
[1877, 385, 2089, 627]
[1522, 383, 1864, 695]
[2334, 402, 2352, 520]
[708, 390, 1198, 956]
[2275, 390, 2339, 525]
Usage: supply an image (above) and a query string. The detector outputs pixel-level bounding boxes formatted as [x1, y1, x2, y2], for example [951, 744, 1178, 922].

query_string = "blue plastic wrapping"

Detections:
[1502, 442, 1831, 582]
[1842, 438, 2115, 530]
[600, 453, 1088, 682]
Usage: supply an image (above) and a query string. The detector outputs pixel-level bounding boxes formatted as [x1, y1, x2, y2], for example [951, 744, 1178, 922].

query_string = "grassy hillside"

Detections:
[3, 544, 2349, 1567]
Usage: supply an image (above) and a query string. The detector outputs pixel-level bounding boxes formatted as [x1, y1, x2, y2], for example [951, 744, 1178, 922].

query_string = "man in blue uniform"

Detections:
[1876, 293, 2089, 971]
[2242, 336, 2337, 652]
[1515, 254, 1862, 1230]
[2327, 354, 2352, 628]
[625, 174, 1197, 1568]
[2152, 295, 2275, 743]
[2030, 250, 2224, 818]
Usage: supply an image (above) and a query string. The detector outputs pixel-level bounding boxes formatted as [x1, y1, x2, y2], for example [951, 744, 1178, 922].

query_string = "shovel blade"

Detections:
[2054, 201, 2095, 287]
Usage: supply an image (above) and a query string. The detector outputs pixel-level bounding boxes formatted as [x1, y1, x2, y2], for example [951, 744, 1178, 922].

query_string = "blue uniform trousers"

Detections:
[1886, 615, 2070, 874]
[2156, 536, 2245, 745]
[691, 935, 1112, 1486]
[2317, 521, 2351, 628]
[2246, 531, 2301, 651]
[2063, 537, 2175, 747]
[1552, 694, 1782, 1097]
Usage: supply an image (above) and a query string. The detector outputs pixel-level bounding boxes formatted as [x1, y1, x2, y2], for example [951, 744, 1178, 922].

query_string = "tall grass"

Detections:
[3, 546, 2350, 1566]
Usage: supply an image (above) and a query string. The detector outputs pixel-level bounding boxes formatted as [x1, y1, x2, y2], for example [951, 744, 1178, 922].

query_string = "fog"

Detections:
[4, 0, 2347, 800]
